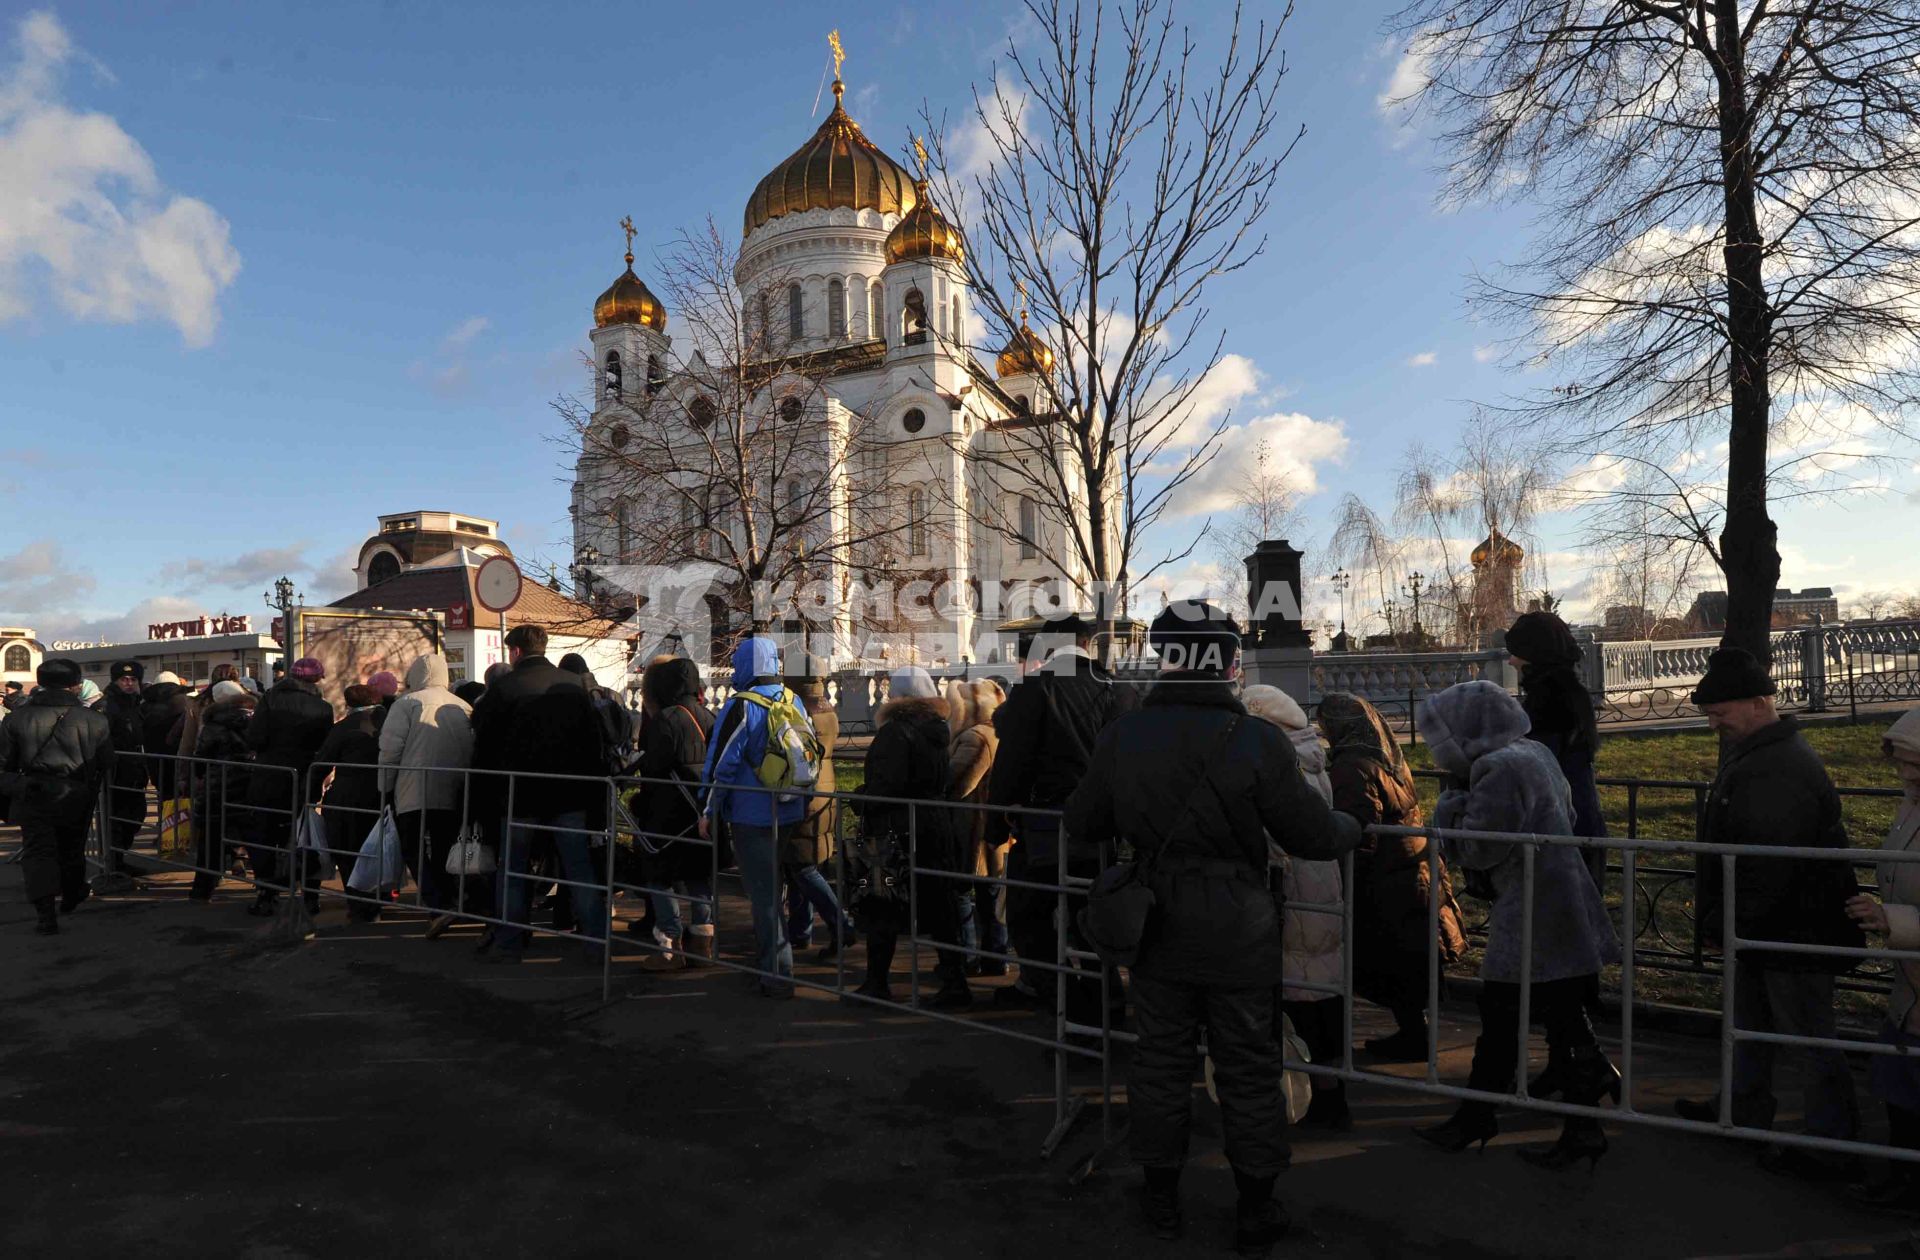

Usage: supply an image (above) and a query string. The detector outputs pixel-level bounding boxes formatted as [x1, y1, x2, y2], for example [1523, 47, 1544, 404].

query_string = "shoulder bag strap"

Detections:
[20, 706, 79, 777]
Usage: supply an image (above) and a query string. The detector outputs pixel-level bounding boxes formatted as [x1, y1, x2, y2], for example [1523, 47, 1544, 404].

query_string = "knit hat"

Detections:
[1150, 600, 1241, 675]
[1690, 647, 1776, 705]
[366, 670, 400, 698]
[210, 680, 248, 703]
[110, 660, 144, 683]
[888, 665, 938, 699]
[155, 670, 183, 685]
[290, 657, 325, 681]
[1505, 611, 1582, 667]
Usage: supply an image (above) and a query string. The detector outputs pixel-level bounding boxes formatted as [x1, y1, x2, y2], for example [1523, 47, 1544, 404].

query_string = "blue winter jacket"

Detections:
[702, 637, 807, 828]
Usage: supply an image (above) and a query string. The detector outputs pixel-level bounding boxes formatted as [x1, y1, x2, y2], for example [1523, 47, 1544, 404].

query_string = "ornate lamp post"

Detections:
[263, 574, 304, 671]
[1330, 568, 1351, 650]
[1403, 571, 1427, 643]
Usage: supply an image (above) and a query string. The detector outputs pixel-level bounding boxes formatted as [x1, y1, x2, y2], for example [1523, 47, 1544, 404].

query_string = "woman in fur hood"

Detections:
[947, 677, 1009, 975]
[1415, 680, 1621, 1171]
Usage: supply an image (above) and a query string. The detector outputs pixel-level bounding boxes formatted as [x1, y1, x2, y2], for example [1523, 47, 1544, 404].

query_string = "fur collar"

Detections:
[876, 695, 951, 728]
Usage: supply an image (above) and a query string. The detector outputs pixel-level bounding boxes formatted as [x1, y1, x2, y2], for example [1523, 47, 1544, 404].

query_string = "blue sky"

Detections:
[3, 1, 1915, 645]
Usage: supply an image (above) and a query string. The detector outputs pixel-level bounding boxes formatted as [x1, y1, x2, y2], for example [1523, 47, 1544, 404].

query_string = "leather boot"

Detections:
[1518, 1044, 1617, 1171]
[849, 926, 896, 1003]
[34, 896, 58, 935]
[1232, 1168, 1289, 1254]
[1140, 1165, 1182, 1240]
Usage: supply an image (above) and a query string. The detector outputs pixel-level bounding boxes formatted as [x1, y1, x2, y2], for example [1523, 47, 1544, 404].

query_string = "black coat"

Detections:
[141, 682, 191, 797]
[314, 705, 386, 818]
[856, 695, 962, 869]
[1065, 678, 1361, 988]
[1697, 715, 1864, 970]
[0, 689, 115, 826]
[632, 698, 713, 883]
[245, 679, 335, 809]
[194, 702, 255, 858]
[470, 655, 606, 823]
[988, 652, 1138, 839]
[101, 687, 148, 791]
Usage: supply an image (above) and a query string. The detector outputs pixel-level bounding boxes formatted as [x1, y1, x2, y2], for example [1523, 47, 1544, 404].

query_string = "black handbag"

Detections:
[1080, 716, 1243, 967]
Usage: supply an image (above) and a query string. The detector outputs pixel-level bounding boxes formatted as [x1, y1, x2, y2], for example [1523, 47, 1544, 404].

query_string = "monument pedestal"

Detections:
[1242, 644, 1312, 699]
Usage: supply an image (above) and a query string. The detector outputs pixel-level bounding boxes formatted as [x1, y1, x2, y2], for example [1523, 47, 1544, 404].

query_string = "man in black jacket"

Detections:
[470, 624, 608, 959]
[1674, 647, 1862, 1176]
[1, 659, 114, 934]
[988, 610, 1138, 1008]
[100, 660, 148, 870]
[1066, 602, 1359, 1250]
[244, 657, 336, 915]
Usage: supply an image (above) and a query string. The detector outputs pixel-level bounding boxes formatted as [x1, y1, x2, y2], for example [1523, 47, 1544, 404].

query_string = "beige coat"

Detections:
[1245, 685, 1343, 1001]
[1879, 708, 1920, 1035]
[947, 679, 1007, 876]
[376, 655, 474, 815]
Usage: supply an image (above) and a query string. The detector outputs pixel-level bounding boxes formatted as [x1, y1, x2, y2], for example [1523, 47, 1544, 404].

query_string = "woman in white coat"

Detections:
[377, 654, 476, 933]
[1244, 684, 1349, 1129]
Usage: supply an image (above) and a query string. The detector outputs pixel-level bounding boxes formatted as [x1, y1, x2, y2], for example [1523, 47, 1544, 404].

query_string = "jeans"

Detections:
[1731, 965, 1860, 1139]
[784, 862, 851, 946]
[731, 823, 793, 987]
[650, 878, 713, 939]
[494, 811, 605, 951]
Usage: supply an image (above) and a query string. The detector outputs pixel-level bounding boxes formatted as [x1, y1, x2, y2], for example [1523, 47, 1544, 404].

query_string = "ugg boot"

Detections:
[34, 896, 58, 935]
[684, 922, 717, 966]
[639, 928, 686, 971]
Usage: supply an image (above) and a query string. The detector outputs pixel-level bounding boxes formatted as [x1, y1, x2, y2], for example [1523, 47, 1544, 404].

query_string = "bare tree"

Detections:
[1393, 431, 1550, 646]
[1209, 436, 1305, 581]
[920, 0, 1301, 633]
[1391, 1, 1920, 659]
[1327, 493, 1406, 646]
[554, 221, 917, 658]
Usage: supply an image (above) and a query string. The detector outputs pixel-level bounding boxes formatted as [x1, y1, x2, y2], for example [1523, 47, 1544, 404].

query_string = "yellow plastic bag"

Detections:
[157, 798, 195, 860]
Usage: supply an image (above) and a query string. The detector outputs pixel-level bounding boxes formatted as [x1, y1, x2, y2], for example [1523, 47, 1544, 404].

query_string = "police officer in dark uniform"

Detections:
[0, 658, 115, 934]
[100, 660, 148, 869]
[1066, 602, 1359, 1251]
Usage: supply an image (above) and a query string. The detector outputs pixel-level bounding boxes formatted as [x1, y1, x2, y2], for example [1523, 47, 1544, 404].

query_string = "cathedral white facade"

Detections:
[569, 75, 1117, 667]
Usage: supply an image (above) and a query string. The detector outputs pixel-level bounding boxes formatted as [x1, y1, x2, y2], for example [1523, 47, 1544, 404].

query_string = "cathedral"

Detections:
[568, 55, 1116, 668]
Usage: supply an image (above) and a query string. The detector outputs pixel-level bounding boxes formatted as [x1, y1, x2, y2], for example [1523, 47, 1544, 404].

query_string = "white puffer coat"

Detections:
[376, 655, 474, 815]
[1244, 685, 1343, 1000]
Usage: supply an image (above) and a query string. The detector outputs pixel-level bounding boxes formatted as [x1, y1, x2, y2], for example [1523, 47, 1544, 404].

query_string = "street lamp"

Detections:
[1403, 571, 1426, 641]
[1329, 569, 1351, 649]
[571, 545, 601, 603]
[263, 574, 304, 676]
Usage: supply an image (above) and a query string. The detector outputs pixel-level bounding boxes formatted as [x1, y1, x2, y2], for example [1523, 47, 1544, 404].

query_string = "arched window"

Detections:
[780, 396, 804, 425]
[1017, 496, 1039, 559]
[907, 487, 929, 557]
[903, 288, 927, 343]
[689, 396, 716, 429]
[681, 495, 707, 557]
[603, 351, 623, 399]
[828, 279, 846, 338]
[758, 292, 772, 346]
[787, 283, 804, 341]
[783, 479, 805, 517]
[869, 281, 884, 343]
[902, 407, 926, 434]
[951, 296, 962, 344]
[1016, 394, 1032, 413]
[3, 644, 29, 673]
[645, 354, 664, 396]
[616, 496, 634, 560]
[367, 552, 401, 587]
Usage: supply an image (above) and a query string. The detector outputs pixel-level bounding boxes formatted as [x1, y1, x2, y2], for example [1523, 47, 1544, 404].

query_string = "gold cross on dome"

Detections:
[1016, 279, 1029, 323]
[912, 134, 929, 178]
[619, 215, 636, 263]
[829, 29, 845, 80]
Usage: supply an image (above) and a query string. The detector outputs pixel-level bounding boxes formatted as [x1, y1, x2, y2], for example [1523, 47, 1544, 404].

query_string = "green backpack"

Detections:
[736, 688, 824, 799]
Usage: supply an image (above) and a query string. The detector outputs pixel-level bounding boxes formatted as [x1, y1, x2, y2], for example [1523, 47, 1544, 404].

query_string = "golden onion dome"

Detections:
[885, 179, 965, 265]
[743, 81, 917, 237]
[996, 321, 1055, 379]
[1471, 529, 1525, 567]
[594, 251, 667, 332]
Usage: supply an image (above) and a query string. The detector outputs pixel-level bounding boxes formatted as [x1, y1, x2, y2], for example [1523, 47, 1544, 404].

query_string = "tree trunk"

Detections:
[1712, 2, 1780, 663]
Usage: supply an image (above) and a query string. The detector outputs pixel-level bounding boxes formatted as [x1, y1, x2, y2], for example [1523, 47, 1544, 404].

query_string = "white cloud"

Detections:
[951, 85, 1027, 187]
[0, 11, 240, 345]
[411, 314, 492, 396]
[1376, 31, 1438, 147]
[442, 315, 489, 350]
[1473, 344, 1498, 364]
[1406, 351, 1438, 368]
[0, 538, 92, 618]
[1167, 409, 1350, 519]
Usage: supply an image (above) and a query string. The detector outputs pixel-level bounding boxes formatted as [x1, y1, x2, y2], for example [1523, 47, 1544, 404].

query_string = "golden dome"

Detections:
[996, 322, 1055, 379]
[594, 253, 667, 332]
[743, 82, 917, 237]
[885, 179, 965, 265]
[1471, 529, 1524, 567]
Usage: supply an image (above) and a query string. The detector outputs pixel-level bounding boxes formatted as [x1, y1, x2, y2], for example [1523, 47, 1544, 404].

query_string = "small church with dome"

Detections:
[569, 44, 1116, 667]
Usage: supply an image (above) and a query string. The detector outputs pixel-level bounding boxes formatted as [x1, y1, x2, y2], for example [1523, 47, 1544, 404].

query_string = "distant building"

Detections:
[1466, 529, 1525, 646]
[1601, 604, 1655, 641]
[1684, 587, 1837, 633]
[1, 627, 44, 689]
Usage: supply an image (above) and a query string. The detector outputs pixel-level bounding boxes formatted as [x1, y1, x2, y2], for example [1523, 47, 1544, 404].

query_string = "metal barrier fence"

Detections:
[82, 750, 1919, 1168]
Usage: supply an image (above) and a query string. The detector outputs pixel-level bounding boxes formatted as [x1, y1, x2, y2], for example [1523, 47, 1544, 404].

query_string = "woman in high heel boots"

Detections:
[1414, 682, 1622, 1169]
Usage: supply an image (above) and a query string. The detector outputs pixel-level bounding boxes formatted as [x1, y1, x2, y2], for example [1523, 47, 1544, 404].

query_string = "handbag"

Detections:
[444, 821, 496, 876]
[1079, 716, 1244, 968]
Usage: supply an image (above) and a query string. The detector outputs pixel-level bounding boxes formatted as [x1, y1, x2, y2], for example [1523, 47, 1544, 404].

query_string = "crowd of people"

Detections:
[3, 606, 1917, 1248]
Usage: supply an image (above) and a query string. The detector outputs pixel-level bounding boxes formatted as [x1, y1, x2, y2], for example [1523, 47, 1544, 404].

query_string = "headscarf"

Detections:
[1315, 691, 1408, 775]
